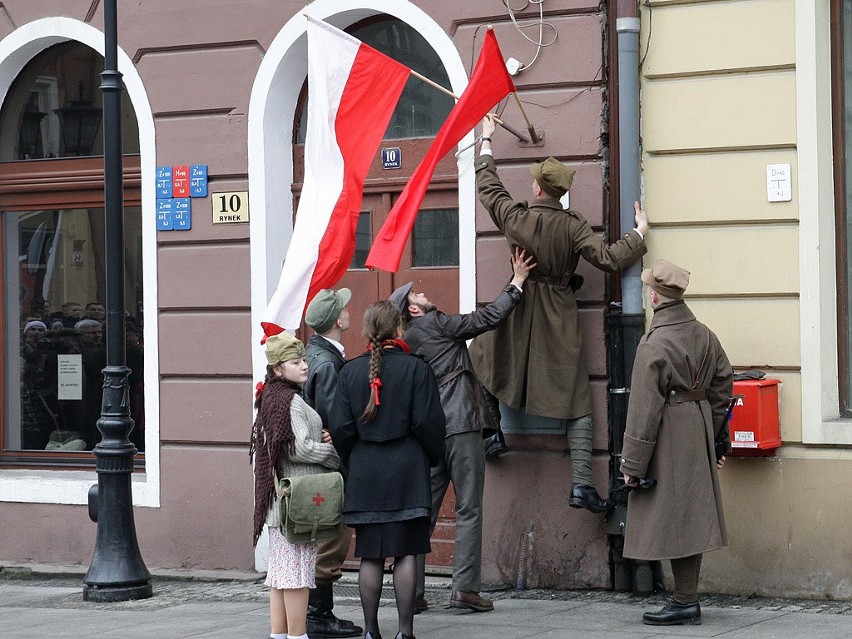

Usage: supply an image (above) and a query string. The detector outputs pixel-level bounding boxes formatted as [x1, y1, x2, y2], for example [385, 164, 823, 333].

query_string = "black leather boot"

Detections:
[307, 582, 362, 637]
[642, 599, 701, 626]
[568, 484, 613, 513]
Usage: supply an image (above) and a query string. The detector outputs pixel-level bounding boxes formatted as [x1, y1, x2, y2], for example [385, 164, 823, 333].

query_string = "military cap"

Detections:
[265, 332, 306, 365]
[641, 259, 690, 300]
[530, 157, 576, 198]
[305, 288, 351, 334]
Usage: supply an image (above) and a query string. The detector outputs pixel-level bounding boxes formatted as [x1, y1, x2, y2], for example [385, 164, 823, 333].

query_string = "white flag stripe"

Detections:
[260, 20, 359, 331]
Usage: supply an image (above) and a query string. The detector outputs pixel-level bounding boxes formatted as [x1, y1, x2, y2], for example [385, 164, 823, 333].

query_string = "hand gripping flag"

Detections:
[365, 29, 516, 273]
[261, 16, 410, 339]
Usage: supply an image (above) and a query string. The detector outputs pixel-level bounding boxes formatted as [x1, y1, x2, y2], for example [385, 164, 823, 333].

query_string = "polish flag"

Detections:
[365, 28, 516, 273]
[261, 16, 410, 339]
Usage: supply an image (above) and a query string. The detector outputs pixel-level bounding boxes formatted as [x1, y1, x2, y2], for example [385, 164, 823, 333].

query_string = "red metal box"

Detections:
[728, 379, 782, 456]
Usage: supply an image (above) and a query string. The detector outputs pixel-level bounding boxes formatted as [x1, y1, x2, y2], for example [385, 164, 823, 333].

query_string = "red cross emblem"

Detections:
[312, 492, 326, 507]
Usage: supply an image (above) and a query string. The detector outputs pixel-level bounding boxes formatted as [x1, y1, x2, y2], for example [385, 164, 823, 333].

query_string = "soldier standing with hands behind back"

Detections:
[470, 113, 649, 512]
[620, 259, 733, 626]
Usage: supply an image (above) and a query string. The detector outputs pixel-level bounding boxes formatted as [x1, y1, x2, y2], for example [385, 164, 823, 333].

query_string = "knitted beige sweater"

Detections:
[265, 394, 340, 528]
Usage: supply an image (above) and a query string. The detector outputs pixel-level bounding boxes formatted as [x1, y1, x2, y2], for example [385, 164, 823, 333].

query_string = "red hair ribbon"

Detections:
[369, 377, 383, 405]
[255, 381, 265, 399]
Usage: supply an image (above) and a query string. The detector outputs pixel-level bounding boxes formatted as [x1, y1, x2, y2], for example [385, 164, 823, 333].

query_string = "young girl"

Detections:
[330, 302, 446, 639]
[251, 332, 340, 639]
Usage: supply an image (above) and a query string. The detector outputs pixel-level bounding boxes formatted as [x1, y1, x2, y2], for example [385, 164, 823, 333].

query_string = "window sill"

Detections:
[0, 466, 159, 507]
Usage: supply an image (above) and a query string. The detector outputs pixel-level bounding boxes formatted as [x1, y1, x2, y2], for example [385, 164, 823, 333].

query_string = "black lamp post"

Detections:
[83, 0, 152, 602]
[53, 80, 102, 157]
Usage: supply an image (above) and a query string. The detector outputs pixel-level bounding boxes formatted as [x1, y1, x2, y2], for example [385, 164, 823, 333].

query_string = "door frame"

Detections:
[248, 0, 476, 389]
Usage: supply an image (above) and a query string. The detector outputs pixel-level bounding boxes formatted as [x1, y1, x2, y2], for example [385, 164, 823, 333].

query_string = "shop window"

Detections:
[412, 208, 459, 267]
[0, 42, 143, 467]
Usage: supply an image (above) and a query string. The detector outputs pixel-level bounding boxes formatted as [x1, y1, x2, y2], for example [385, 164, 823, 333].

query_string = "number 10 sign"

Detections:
[212, 191, 250, 224]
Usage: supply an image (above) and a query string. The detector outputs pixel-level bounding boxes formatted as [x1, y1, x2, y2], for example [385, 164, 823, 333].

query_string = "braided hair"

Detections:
[360, 301, 403, 422]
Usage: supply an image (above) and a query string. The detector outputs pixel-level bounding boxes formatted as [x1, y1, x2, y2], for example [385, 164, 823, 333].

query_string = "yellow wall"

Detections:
[641, 0, 851, 598]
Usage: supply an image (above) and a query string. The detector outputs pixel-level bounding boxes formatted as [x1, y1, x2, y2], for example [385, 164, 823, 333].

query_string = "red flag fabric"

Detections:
[260, 17, 410, 339]
[365, 29, 516, 272]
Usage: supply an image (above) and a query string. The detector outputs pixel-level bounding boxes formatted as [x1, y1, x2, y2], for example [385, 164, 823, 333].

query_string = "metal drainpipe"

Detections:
[605, 0, 655, 594]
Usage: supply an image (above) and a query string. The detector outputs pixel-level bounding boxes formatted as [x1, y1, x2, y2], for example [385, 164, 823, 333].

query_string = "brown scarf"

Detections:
[249, 375, 300, 546]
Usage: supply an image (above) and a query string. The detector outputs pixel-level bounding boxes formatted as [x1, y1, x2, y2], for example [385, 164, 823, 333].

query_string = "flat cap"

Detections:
[388, 281, 414, 312]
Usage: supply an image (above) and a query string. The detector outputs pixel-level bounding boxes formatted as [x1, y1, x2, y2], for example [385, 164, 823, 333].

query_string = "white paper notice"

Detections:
[57, 354, 83, 400]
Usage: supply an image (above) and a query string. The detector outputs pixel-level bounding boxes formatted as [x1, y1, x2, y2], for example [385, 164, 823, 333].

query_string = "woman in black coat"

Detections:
[330, 301, 445, 639]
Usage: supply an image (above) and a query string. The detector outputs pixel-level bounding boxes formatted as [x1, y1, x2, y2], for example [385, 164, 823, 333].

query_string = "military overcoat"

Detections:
[619, 300, 733, 560]
[469, 154, 647, 419]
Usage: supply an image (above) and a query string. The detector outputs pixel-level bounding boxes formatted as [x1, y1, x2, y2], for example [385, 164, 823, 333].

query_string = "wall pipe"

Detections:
[605, 0, 654, 594]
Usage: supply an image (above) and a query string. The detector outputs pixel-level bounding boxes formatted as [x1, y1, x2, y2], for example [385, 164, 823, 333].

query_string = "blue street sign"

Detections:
[156, 198, 174, 230]
[190, 164, 208, 197]
[382, 147, 401, 170]
[173, 198, 192, 230]
[156, 166, 173, 199]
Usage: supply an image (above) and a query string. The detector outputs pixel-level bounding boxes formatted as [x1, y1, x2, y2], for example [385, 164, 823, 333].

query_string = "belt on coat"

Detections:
[527, 272, 584, 292]
[666, 388, 707, 406]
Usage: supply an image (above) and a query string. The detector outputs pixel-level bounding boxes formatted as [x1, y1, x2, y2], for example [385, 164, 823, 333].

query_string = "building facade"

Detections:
[0, 0, 850, 600]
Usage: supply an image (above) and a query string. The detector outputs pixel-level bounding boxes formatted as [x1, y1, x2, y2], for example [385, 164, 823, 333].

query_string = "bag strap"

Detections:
[692, 327, 712, 390]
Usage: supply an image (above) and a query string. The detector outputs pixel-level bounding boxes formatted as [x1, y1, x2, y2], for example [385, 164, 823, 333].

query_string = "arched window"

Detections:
[0, 42, 144, 465]
[294, 16, 455, 143]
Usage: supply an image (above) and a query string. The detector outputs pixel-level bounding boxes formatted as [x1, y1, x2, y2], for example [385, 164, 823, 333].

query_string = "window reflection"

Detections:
[413, 208, 459, 267]
[0, 41, 140, 161]
[4, 207, 145, 452]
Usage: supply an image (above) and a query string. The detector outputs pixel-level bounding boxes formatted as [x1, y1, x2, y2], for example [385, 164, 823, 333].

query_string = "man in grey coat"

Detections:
[302, 288, 362, 638]
[390, 248, 535, 614]
[620, 259, 733, 626]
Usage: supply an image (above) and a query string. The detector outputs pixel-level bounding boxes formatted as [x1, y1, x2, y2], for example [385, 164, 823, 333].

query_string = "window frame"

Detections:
[0, 155, 142, 469]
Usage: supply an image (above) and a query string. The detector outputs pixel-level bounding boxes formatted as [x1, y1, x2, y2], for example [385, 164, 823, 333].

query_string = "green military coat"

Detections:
[619, 300, 733, 560]
[469, 154, 647, 419]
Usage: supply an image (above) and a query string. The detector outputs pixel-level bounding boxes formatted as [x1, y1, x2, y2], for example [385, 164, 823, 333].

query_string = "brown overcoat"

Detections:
[469, 154, 647, 419]
[619, 300, 733, 560]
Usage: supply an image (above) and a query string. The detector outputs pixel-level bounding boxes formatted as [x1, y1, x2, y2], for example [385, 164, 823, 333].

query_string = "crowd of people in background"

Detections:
[18, 298, 145, 452]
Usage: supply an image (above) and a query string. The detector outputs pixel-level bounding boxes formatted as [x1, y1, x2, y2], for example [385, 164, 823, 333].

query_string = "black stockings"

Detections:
[358, 555, 417, 638]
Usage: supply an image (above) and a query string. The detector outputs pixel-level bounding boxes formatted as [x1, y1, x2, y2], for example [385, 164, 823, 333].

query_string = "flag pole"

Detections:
[304, 13, 531, 143]
[409, 70, 529, 143]
[512, 92, 541, 145]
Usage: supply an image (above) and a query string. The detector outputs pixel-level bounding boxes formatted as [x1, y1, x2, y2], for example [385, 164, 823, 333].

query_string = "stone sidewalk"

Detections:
[1, 565, 851, 638]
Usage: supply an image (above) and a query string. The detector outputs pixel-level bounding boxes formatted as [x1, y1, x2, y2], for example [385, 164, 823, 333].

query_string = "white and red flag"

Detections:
[365, 28, 516, 273]
[261, 16, 409, 339]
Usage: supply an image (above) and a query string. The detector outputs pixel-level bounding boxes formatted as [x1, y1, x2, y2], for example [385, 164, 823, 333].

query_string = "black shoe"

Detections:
[569, 484, 612, 513]
[642, 599, 702, 626]
[413, 597, 428, 614]
[364, 632, 382, 639]
[393, 633, 414, 639]
[307, 610, 363, 637]
[484, 432, 508, 459]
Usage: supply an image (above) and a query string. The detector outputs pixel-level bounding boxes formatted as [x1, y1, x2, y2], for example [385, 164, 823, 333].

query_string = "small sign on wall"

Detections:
[382, 147, 401, 169]
[766, 164, 792, 202]
[212, 191, 250, 224]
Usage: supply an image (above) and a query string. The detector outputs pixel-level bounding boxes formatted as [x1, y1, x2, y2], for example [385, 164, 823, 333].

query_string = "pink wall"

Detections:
[0, 0, 614, 588]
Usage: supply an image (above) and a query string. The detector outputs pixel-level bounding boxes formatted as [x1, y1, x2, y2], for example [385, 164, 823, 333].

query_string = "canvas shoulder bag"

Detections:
[275, 471, 344, 544]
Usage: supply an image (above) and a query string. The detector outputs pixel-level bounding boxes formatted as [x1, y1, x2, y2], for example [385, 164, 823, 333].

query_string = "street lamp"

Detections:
[53, 80, 102, 157]
[83, 0, 152, 603]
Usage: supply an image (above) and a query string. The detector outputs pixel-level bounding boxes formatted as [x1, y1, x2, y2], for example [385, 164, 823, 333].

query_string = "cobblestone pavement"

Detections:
[2, 568, 851, 615]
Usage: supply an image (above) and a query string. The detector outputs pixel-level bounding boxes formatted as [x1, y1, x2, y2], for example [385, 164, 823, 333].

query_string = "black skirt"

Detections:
[353, 518, 431, 559]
